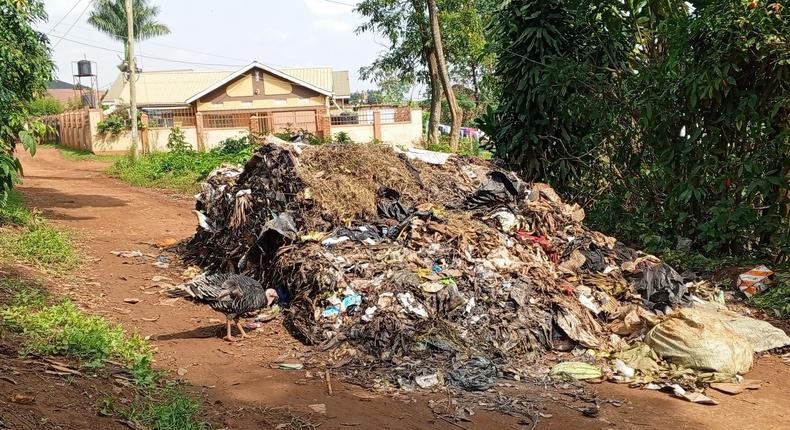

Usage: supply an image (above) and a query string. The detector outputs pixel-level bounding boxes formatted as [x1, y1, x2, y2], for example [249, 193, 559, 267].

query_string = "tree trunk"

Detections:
[427, 0, 461, 151]
[427, 47, 442, 146]
[412, 0, 440, 146]
[471, 63, 480, 108]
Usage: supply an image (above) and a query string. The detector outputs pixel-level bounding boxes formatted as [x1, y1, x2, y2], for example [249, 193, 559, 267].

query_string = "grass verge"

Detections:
[0, 191, 79, 272]
[106, 141, 253, 194]
[0, 277, 212, 429]
[42, 143, 121, 162]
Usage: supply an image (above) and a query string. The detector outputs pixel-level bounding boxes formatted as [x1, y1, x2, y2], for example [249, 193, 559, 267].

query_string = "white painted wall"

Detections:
[381, 109, 423, 147]
[331, 109, 423, 147]
[204, 128, 248, 150]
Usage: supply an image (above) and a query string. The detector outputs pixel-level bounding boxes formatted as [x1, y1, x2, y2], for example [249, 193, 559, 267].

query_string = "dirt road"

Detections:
[12, 146, 790, 429]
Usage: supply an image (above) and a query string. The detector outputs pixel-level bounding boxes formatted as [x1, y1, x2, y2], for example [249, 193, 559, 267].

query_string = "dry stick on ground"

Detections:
[325, 368, 333, 396]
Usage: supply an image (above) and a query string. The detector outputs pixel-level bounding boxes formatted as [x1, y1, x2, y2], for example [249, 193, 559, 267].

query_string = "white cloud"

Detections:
[313, 18, 352, 33]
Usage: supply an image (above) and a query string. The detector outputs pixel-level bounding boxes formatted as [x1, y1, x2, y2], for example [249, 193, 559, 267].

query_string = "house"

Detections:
[102, 62, 350, 141]
[47, 80, 105, 106]
[82, 61, 421, 153]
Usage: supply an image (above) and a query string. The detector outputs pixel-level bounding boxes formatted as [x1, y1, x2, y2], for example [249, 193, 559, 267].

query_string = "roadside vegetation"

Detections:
[0, 277, 212, 429]
[107, 131, 254, 193]
[0, 191, 79, 272]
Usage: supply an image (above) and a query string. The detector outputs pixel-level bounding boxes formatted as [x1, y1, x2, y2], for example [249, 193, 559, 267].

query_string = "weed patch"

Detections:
[0, 191, 33, 225]
[107, 135, 254, 194]
[750, 273, 790, 318]
[118, 384, 212, 430]
[0, 278, 212, 428]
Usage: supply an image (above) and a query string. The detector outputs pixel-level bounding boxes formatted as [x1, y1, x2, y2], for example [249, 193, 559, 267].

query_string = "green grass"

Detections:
[0, 191, 79, 272]
[750, 273, 790, 318]
[106, 144, 254, 194]
[42, 143, 120, 162]
[119, 384, 212, 430]
[0, 191, 33, 225]
[0, 278, 212, 429]
[426, 136, 493, 159]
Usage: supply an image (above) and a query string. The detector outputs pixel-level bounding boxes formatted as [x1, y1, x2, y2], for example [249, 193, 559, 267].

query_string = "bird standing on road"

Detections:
[167, 273, 268, 341]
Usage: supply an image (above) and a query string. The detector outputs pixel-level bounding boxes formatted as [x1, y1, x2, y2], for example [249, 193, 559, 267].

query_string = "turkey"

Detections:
[167, 273, 275, 341]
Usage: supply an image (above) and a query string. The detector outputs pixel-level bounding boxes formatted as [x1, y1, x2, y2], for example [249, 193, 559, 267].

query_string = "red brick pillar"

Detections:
[195, 112, 206, 152]
[315, 107, 330, 139]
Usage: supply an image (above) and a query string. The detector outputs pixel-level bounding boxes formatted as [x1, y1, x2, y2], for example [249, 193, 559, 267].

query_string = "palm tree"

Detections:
[87, 0, 170, 58]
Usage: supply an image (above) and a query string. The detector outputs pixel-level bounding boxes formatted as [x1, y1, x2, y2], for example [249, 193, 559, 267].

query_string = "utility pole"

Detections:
[125, 0, 139, 158]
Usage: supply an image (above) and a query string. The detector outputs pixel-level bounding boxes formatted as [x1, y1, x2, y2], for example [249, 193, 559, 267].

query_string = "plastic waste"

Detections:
[397, 292, 429, 318]
[613, 359, 635, 378]
[415, 373, 441, 389]
[736, 265, 774, 297]
[549, 362, 602, 380]
[448, 357, 496, 391]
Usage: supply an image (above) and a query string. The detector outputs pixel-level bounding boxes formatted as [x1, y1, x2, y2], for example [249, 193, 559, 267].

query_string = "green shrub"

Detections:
[108, 139, 254, 193]
[166, 126, 191, 152]
[28, 96, 63, 116]
[334, 131, 353, 144]
[487, 0, 789, 258]
[97, 110, 145, 136]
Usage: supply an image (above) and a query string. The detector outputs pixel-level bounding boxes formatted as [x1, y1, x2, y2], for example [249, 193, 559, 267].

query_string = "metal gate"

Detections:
[252, 110, 318, 134]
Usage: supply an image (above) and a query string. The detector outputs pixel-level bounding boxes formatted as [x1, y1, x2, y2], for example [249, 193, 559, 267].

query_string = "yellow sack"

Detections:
[645, 308, 753, 375]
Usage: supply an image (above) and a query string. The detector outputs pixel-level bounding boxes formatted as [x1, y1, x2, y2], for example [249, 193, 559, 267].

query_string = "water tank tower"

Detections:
[72, 59, 99, 108]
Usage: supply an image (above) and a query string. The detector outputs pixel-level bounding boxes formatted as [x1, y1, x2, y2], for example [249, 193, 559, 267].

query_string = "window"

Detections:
[299, 97, 310, 104]
[203, 112, 251, 128]
[142, 107, 196, 128]
[274, 98, 287, 106]
[241, 101, 253, 107]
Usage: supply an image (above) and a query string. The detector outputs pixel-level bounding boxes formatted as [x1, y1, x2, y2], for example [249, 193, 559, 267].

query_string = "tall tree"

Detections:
[410, 0, 442, 146]
[87, 0, 169, 57]
[0, 0, 53, 202]
[426, 0, 461, 150]
[356, 0, 443, 144]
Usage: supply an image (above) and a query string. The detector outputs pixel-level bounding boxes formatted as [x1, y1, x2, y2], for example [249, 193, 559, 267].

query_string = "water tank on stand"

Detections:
[77, 60, 92, 77]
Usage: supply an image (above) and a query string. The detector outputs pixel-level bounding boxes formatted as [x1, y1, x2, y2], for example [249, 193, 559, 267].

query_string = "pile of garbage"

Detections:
[185, 136, 788, 392]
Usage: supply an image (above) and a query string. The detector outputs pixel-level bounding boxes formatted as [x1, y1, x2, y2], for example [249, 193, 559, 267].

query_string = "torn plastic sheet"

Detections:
[394, 147, 452, 165]
[464, 171, 527, 209]
[624, 257, 689, 309]
[448, 357, 496, 391]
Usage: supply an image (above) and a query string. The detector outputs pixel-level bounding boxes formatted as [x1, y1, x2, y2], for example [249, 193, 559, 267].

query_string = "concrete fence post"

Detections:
[195, 112, 206, 152]
[373, 111, 382, 142]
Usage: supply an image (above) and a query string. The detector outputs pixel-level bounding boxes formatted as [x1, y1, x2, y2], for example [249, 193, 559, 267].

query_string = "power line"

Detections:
[62, 23, 255, 65]
[47, 0, 85, 34]
[52, 0, 95, 48]
[52, 33, 245, 68]
[320, 0, 357, 7]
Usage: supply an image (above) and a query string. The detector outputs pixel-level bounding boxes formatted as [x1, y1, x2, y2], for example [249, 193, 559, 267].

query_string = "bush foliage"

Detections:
[487, 0, 789, 258]
[107, 133, 255, 193]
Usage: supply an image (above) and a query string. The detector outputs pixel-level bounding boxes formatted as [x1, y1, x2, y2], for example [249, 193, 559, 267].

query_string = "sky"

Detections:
[37, 0, 386, 91]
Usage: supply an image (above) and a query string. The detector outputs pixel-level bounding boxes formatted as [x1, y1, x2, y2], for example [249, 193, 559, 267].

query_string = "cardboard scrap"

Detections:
[710, 379, 762, 395]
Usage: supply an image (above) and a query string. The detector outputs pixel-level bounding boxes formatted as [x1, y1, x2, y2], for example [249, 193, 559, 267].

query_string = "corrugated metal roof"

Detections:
[280, 67, 334, 93]
[332, 71, 350, 98]
[102, 70, 232, 106]
[103, 65, 352, 106]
